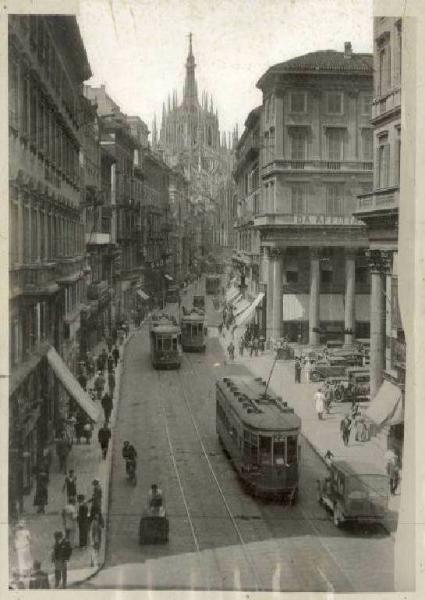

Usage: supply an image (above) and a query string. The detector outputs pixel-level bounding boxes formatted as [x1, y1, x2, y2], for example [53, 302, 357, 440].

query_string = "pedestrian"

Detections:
[238, 338, 244, 357]
[259, 336, 265, 353]
[77, 494, 90, 548]
[89, 513, 103, 567]
[51, 531, 72, 589]
[33, 468, 49, 514]
[252, 337, 259, 357]
[98, 422, 111, 459]
[29, 560, 50, 589]
[108, 370, 116, 398]
[323, 383, 332, 414]
[294, 358, 302, 383]
[340, 415, 352, 446]
[304, 358, 312, 383]
[227, 340, 235, 361]
[112, 345, 120, 367]
[314, 388, 325, 420]
[101, 392, 113, 424]
[90, 479, 102, 519]
[96, 354, 105, 374]
[14, 520, 32, 577]
[55, 434, 70, 474]
[62, 497, 77, 547]
[63, 469, 77, 503]
[386, 452, 400, 495]
[94, 371, 105, 400]
[75, 410, 85, 444]
[107, 354, 114, 374]
[106, 336, 113, 353]
[83, 417, 93, 444]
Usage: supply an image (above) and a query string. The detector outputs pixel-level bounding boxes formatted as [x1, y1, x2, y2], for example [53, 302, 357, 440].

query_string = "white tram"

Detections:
[216, 376, 301, 501]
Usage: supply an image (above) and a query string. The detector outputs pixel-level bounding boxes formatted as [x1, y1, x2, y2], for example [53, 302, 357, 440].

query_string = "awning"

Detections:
[47, 347, 100, 422]
[319, 294, 344, 321]
[226, 286, 240, 302]
[366, 380, 402, 427]
[283, 294, 309, 321]
[232, 297, 251, 317]
[235, 292, 265, 327]
[137, 289, 150, 301]
[164, 274, 173, 281]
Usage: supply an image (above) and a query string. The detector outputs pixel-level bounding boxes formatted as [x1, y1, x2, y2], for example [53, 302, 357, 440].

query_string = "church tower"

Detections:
[183, 33, 199, 110]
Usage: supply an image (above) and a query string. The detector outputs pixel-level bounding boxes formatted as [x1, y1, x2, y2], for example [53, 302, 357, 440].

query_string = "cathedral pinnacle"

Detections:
[183, 32, 199, 108]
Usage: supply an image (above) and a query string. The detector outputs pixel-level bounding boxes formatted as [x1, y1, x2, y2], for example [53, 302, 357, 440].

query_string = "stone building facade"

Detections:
[355, 17, 404, 456]
[8, 15, 91, 510]
[254, 43, 374, 344]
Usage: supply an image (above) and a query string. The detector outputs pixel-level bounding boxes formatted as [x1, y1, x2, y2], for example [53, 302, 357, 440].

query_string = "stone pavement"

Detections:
[9, 329, 133, 588]
[217, 327, 400, 536]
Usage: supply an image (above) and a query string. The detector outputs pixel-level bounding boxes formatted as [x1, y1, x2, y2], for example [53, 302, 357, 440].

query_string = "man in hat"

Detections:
[314, 388, 325, 420]
[101, 392, 113, 424]
[51, 531, 72, 589]
[90, 479, 102, 519]
[98, 422, 111, 459]
[294, 358, 302, 384]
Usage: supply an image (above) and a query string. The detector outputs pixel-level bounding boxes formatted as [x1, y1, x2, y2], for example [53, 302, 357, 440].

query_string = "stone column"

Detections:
[275, 95, 284, 157]
[370, 269, 386, 398]
[266, 247, 274, 342]
[344, 251, 356, 346]
[309, 248, 321, 346]
[271, 248, 283, 341]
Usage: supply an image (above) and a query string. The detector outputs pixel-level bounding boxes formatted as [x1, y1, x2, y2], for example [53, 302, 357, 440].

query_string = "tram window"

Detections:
[273, 440, 286, 465]
[244, 430, 257, 461]
[163, 338, 171, 351]
[259, 435, 272, 465]
[287, 436, 297, 465]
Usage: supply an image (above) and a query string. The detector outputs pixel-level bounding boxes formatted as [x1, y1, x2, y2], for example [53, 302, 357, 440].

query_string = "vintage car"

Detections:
[326, 348, 364, 366]
[310, 357, 348, 381]
[317, 459, 389, 527]
[326, 339, 344, 350]
[333, 367, 370, 402]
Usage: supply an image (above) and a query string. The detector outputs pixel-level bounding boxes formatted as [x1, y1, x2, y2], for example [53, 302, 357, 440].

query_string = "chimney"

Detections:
[344, 42, 352, 59]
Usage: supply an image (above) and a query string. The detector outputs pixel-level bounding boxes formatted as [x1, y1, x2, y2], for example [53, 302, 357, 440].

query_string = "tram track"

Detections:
[155, 362, 263, 591]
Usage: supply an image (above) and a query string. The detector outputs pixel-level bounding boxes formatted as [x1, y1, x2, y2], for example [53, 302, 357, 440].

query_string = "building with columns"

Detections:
[254, 42, 374, 345]
[356, 17, 404, 457]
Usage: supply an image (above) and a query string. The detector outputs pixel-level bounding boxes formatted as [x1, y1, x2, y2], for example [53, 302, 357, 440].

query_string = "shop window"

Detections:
[286, 269, 299, 284]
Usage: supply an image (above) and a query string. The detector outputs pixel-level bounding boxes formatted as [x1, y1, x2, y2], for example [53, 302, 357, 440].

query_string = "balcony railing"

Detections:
[372, 89, 401, 121]
[262, 159, 373, 172]
[254, 212, 363, 227]
[356, 187, 399, 214]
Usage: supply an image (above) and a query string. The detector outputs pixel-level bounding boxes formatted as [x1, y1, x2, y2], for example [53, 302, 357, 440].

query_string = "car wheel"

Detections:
[333, 504, 344, 527]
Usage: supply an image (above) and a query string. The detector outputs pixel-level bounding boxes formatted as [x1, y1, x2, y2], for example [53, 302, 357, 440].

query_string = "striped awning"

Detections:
[226, 286, 240, 302]
[366, 380, 401, 427]
[235, 292, 265, 327]
[47, 347, 100, 422]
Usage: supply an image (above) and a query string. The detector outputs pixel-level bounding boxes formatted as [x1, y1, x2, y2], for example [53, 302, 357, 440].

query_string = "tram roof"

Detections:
[181, 311, 206, 322]
[216, 376, 301, 432]
[151, 323, 181, 334]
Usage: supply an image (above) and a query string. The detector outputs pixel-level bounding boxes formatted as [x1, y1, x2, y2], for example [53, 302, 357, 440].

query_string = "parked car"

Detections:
[326, 348, 364, 366]
[310, 358, 348, 381]
[317, 460, 389, 527]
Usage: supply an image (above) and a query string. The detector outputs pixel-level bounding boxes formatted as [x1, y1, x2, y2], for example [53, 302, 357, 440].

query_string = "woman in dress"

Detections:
[14, 520, 32, 577]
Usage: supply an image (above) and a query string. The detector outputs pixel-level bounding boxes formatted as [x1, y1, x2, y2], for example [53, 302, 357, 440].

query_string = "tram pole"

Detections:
[263, 351, 279, 399]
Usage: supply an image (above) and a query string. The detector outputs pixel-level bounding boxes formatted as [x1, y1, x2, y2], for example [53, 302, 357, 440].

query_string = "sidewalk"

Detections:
[217, 330, 400, 536]
[9, 329, 134, 587]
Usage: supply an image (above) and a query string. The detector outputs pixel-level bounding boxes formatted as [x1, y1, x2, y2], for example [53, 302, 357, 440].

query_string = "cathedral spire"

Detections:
[151, 114, 158, 149]
[183, 32, 199, 108]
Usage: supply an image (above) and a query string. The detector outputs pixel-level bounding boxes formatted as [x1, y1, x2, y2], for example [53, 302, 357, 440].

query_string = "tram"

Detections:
[216, 375, 301, 501]
[165, 285, 180, 304]
[181, 309, 208, 352]
[150, 314, 182, 369]
[205, 274, 221, 296]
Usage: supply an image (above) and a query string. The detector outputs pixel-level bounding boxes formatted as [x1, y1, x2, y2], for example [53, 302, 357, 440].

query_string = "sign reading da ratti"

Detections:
[290, 214, 360, 225]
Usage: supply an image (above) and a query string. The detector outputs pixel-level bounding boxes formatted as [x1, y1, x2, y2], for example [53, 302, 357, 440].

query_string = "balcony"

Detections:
[372, 89, 401, 123]
[254, 212, 363, 228]
[356, 187, 399, 215]
[262, 159, 373, 174]
[10, 262, 58, 299]
[86, 232, 112, 245]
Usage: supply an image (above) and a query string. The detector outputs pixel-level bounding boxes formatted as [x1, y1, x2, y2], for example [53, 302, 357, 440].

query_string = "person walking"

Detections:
[108, 370, 116, 398]
[77, 370, 87, 391]
[90, 479, 103, 520]
[112, 345, 120, 368]
[33, 468, 49, 514]
[294, 358, 302, 384]
[96, 353, 105, 374]
[89, 513, 103, 567]
[29, 560, 50, 589]
[94, 371, 105, 401]
[106, 336, 113, 353]
[101, 392, 113, 424]
[83, 417, 93, 444]
[55, 434, 70, 474]
[62, 497, 77, 547]
[304, 358, 312, 383]
[107, 354, 114, 374]
[238, 338, 244, 357]
[77, 495, 90, 548]
[14, 520, 32, 577]
[63, 470, 77, 503]
[227, 340, 235, 361]
[340, 415, 352, 446]
[314, 388, 325, 420]
[252, 337, 259, 357]
[98, 423, 111, 459]
[386, 452, 400, 495]
[51, 531, 72, 589]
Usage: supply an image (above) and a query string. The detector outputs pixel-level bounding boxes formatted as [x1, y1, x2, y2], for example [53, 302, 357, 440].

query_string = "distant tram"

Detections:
[165, 285, 180, 304]
[216, 376, 301, 501]
[205, 275, 221, 296]
[181, 309, 208, 352]
[149, 314, 182, 369]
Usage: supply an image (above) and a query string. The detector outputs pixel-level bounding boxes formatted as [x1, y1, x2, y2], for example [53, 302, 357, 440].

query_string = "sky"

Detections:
[77, 0, 373, 138]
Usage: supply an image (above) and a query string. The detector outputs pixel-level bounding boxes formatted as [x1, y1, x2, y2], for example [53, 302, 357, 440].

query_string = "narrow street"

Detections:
[85, 289, 394, 591]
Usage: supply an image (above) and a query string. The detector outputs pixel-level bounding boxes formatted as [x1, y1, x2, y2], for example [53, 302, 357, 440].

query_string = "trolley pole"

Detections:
[263, 351, 279, 400]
